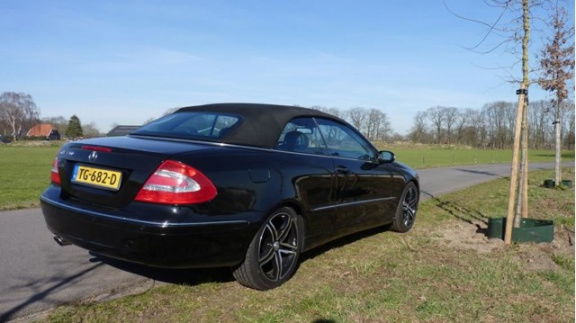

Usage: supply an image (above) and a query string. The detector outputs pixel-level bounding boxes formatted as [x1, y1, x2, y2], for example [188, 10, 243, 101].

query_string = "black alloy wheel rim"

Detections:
[402, 185, 418, 227]
[258, 212, 298, 282]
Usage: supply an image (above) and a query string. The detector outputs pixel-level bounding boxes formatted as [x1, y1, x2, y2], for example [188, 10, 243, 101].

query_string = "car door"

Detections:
[315, 118, 402, 236]
[274, 117, 338, 249]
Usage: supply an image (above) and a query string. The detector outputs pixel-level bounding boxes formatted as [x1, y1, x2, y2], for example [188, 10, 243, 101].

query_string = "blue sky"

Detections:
[1, 0, 573, 134]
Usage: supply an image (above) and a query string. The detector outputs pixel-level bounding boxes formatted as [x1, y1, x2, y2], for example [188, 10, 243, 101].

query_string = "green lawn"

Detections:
[380, 142, 575, 169]
[0, 144, 60, 210]
[46, 168, 575, 322]
[0, 142, 573, 210]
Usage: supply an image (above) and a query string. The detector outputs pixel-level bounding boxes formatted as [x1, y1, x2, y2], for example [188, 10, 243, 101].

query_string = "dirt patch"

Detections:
[518, 248, 559, 271]
[552, 225, 575, 253]
[430, 219, 574, 272]
[514, 227, 574, 272]
[432, 220, 503, 253]
[519, 226, 575, 270]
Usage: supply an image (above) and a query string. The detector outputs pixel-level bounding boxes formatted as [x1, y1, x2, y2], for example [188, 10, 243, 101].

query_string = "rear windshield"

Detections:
[132, 112, 241, 140]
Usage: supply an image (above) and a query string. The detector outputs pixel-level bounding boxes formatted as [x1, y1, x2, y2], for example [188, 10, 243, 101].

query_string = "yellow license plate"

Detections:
[72, 165, 122, 191]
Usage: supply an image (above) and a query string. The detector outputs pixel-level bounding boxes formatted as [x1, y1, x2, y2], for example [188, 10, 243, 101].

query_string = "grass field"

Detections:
[0, 142, 573, 210]
[0, 144, 61, 210]
[46, 168, 575, 322]
[381, 142, 575, 169]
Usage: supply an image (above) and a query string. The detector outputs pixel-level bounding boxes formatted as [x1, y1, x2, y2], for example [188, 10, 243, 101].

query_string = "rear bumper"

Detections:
[40, 193, 258, 268]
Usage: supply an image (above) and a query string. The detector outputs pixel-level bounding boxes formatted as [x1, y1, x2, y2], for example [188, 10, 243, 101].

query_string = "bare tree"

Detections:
[373, 109, 391, 141]
[408, 101, 573, 150]
[504, 0, 533, 239]
[365, 108, 390, 141]
[0, 117, 8, 136]
[310, 106, 393, 141]
[454, 109, 469, 144]
[443, 107, 459, 144]
[409, 111, 429, 143]
[0, 92, 39, 141]
[427, 107, 446, 144]
[326, 107, 343, 118]
[388, 132, 405, 142]
[83, 122, 102, 138]
[538, 5, 574, 186]
[347, 107, 368, 134]
[482, 101, 514, 148]
[528, 101, 544, 148]
[447, 0, 555, 241]
[473, 110, 488, 147]
[311, 106, 344, 118]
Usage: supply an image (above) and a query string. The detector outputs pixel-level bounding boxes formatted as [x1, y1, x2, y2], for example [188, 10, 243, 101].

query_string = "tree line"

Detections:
[0, 91, 101, 140]
[310, 101, 574, 151]
[1, 90, 573, 149]
[408, 101, 575, 150]
[310, 106, 394, 142]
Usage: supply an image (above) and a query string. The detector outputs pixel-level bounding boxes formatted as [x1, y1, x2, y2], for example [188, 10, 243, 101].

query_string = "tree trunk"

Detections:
[505, 0, 530, 244]
[9, 119, 18, 141]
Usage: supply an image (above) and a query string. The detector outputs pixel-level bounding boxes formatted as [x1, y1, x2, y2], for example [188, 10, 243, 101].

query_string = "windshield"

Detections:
[132, 112, 241, 140]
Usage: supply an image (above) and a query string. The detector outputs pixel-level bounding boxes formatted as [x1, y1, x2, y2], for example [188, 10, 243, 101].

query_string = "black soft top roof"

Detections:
[175, 103, 345, 148]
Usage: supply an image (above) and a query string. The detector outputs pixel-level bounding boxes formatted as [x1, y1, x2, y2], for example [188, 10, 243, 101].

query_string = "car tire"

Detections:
[233, 206, 303, 290]
[391, 182, 419, 233]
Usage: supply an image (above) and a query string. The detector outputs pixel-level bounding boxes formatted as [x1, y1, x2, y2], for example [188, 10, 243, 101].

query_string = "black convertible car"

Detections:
[41, 103, 419, 290]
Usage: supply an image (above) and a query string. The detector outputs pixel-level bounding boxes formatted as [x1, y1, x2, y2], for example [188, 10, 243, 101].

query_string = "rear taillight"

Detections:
[51, 157, 61, 185]
[135, 160, 217, 205]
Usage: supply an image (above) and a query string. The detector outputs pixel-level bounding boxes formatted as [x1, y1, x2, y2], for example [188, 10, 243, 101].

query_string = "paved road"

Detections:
[0, 162, 570, 321]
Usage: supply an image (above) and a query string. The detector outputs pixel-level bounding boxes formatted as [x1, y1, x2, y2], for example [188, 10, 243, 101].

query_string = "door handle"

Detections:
[335, 165, 349, 174]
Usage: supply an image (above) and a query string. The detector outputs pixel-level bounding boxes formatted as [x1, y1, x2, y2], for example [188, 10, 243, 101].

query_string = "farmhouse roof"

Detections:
[27, 124, 57, 137]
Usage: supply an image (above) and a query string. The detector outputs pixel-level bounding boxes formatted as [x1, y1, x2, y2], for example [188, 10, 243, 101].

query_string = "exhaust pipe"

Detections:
[54, 235, 71, 246]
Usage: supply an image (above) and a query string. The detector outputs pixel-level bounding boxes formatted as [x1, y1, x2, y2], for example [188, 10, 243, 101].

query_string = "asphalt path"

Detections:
[0, 162, 571, 321]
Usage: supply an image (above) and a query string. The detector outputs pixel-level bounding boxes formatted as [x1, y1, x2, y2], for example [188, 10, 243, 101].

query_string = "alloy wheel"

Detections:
[402, 185, 418, 227]
[257, 212, 299, 282]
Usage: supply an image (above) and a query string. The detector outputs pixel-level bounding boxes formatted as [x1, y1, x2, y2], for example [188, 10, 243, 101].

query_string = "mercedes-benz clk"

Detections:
[41, 103, 419, 290]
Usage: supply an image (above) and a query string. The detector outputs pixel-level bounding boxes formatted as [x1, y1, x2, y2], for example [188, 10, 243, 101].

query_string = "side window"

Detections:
[275, 117, 326, 155]
[212, 115, 239, 137]
[316, 118, 376, 160]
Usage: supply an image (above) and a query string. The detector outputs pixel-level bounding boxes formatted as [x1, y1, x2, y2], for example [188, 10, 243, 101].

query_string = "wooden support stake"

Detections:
[521, 94, 529, 219]
[505, 87, 527, 244]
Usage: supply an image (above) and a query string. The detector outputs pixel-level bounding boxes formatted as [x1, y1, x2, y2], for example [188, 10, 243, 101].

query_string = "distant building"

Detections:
[26, 124, 61, 140]
[107, 125, 141, 137]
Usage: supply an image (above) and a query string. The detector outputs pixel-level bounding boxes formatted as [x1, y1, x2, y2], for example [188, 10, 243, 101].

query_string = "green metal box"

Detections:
[487, 217, 554, 243]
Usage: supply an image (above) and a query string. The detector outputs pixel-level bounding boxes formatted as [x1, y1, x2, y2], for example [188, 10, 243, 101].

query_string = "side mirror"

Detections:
[378, 150, 395, 163]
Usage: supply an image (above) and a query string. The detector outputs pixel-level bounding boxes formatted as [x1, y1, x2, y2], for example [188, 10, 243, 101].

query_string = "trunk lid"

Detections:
[58, 135, 216, 208]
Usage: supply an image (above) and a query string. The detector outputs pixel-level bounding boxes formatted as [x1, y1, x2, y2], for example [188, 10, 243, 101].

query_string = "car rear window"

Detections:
[132, 112, 241, 140]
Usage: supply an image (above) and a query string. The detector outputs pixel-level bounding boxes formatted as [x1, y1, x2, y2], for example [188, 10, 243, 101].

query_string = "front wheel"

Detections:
[233, 207, 303, 290]
[391, 182, 419, 233]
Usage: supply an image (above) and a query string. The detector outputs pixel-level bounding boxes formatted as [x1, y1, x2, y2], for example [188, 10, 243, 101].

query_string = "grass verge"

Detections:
[379, 143, 575, 169]
[47, 168, 574, 322]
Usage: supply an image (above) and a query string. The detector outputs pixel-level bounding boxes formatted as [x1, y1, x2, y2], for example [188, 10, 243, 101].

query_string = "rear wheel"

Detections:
[233, 207, 303, 290]
[391, 182, 419, 233]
